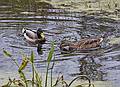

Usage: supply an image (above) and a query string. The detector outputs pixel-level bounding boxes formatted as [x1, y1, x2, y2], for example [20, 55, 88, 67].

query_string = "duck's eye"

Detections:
[41, 33, 45, 38]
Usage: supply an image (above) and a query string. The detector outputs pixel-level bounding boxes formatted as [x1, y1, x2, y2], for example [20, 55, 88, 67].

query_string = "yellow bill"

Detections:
[41, 32, 45, 39]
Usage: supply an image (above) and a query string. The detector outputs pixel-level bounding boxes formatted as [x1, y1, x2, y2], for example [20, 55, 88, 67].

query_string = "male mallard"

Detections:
[22, 28, 46, 44]
[60, 37, 103, 51]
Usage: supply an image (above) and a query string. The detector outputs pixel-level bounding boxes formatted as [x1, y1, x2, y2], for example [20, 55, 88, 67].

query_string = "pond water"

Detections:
[0, 0, 120, 87]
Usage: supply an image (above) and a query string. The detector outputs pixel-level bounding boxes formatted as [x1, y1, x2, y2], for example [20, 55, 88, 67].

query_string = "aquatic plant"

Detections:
[2, 42, 54, 87]
[2, 42, 93, 87]
[45, 41, 54, 87]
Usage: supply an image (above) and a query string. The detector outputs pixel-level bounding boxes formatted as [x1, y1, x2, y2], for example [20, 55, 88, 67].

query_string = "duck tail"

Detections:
[100, 38, 103, 43]
[22, 28, 26, 34]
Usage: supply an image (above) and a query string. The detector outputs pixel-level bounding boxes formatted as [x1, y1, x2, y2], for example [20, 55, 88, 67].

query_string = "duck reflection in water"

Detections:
[37, 43, 43, 55]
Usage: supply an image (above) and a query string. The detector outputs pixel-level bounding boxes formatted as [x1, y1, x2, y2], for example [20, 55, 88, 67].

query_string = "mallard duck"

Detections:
[60, 37, 103, 51]
[22, 28, 46, 44]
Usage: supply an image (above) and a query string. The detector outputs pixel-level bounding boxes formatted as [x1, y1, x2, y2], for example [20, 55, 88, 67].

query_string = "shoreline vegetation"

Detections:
[0, 0, 120, 20]
[2, 42, 92, 87]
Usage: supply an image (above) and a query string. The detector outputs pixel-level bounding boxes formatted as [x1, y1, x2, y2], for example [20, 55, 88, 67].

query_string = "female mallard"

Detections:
[60, 37, 103, 51]
[22, 28, 46, 44]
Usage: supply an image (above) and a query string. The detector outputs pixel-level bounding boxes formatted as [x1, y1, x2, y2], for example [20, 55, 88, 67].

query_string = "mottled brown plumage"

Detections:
[60, 37, 103, 51]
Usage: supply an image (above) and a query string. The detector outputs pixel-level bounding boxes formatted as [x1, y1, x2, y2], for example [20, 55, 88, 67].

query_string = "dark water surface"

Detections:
[0, 0, 120, 87]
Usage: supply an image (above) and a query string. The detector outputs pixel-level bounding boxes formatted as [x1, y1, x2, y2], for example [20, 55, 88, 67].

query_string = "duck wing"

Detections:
[25, 30, 38, 39]
[70, 38, 103, 49]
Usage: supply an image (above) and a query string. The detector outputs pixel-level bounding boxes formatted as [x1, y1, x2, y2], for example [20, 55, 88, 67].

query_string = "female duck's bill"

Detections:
[22, 28, 46, 44]
[60, 37, 103, 52]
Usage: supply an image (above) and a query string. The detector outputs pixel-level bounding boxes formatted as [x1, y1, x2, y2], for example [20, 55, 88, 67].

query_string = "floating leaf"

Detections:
[3, 49, 12, 57]
[18, 56, 28, 71]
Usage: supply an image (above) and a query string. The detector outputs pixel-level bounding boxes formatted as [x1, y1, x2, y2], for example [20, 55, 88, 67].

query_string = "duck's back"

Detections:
[70, 38, 103, 49]
[26, 30, 38, 39]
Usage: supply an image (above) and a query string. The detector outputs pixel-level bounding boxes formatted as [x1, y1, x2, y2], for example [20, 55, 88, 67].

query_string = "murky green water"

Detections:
[0, 0, 120, 87]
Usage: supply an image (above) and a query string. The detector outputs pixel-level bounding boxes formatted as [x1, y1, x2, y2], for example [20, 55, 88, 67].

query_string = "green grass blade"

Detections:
[18, 56, 28, 71]
[29, 51, 42, 87]
[30, 51, 35, 87]
[3, 49, 12, 57]
[18, 55, 28, 87]
[19, 71, 28, 87]
[45, 41, 54, 87]
[30, 51, 34, 63]
[3, 49, 19, 67]
[35, 71, 42, 87]
[47, 41, 54, 64]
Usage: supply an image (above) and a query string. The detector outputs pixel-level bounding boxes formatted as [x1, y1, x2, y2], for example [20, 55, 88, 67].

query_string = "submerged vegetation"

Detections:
[2, 42, 93, 87]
